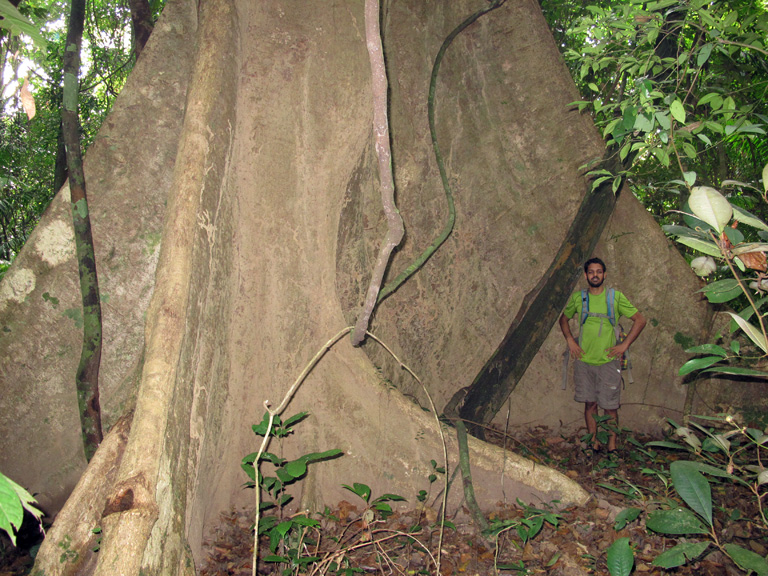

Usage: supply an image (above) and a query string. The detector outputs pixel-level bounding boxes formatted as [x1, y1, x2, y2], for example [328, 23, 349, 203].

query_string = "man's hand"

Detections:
[567, 338, 584, 360]
[607, 341, 628, 359]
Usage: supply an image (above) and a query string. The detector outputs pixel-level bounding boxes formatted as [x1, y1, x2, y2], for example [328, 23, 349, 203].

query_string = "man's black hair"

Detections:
[584, 257, 606, 273]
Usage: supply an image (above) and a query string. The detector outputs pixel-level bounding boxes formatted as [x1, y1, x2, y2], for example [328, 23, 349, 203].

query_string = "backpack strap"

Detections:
[578, 288, 616, 346]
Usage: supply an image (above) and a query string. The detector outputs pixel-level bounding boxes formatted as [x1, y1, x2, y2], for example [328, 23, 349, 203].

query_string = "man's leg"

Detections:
[584, 401, 599, 449]
[605, 408, 619, 451]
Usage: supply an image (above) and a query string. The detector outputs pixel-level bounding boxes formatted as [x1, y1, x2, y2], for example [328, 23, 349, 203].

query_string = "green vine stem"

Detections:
[377, 0, 507, 303]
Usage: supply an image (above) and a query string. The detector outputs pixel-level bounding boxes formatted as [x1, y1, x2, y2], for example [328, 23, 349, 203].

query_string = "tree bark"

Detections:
[459, 149, 623, 437]
[62, 0, 103, 460]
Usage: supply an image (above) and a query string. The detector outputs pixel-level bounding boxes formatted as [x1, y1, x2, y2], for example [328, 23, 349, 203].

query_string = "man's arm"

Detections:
[607, 311, 646, 359]
[559, 313, 583, 359]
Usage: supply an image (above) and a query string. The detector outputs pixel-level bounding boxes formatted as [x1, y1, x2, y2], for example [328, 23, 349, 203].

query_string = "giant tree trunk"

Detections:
[2, 0, 714, 574]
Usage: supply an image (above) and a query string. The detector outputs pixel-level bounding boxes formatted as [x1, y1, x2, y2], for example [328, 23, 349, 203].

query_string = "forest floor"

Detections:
[196, 423, 767, 576]
[1, 423, 765, 575]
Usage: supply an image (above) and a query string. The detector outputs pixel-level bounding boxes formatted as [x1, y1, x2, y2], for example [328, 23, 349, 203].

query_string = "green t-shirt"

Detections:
[563, 289, 638, 366]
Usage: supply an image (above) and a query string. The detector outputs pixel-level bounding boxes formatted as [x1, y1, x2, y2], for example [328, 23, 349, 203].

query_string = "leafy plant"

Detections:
[666, 172, 768, 378]
[642, 415, 768, 573]
[242, 411, 342, 574]
[0, 470, 42, 546]
[341, 482, 406, 523]
[485, 499, 561, 573]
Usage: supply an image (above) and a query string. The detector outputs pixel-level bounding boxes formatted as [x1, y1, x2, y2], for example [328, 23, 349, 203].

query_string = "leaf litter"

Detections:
[199, 425, 767, 575]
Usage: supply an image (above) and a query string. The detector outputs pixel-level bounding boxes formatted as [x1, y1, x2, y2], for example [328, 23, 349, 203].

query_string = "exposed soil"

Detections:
[2, 425, 764, 576]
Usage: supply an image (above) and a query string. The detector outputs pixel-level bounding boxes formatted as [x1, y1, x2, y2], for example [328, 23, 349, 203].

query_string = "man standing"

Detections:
[559, 257, 646, 452]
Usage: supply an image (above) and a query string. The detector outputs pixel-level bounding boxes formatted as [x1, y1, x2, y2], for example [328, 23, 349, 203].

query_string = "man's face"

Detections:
[586, 263, 605, 288]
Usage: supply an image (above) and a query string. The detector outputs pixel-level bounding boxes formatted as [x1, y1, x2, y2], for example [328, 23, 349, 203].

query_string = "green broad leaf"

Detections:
[697, 43, 713, 67]
[723, 226, 744, 245]
[0, 472, 41, 547]
[633, 113, 653, 132]
[763, 163, 767, 195]
[646, 509, 709, 535]
[733, 205, 768, 232]
[655, 111, 671, 130]
[679, 356, 723, 376]
[670, 461, 712, 525]
[662, 224, 706, 238]
[677, 460, 734, 479]
[652, 541, 710, 568]
[0, 0, 47, 49]
[290, 516, 320, 527]
[682, 142, 697, 160]
[698, 279, 741, 304]
[251, 412, 273, 436]
[731, 242, 768, 255]
[703, 366, 768, 377]
[688, 186, 732, 234]
[675, 236, 722, 258]
[374, 493, 407, 503]
[282, 411, 309, 428]
[730, 339, 740, 354]
[275, 468, 294, 484]
[652, 146, 670, 167]
[683, 171, 696, 187]
[670, 99, 686, 124]
[299, 449, 344, 464]
[724, 543, 768, 576]
[284, 459, 307, 479]
[263, 554, 290, 563]
[342, 483, 371, 503]
[726, 312, 768, 353]
[722, 96, 736, 121]
[646, 440, 688, 451]
[699, 279, 742, 303]
[622, 106, 638, 131]
[0, 474, 23, 546]
[614, 507, 642, 530]
[697, 92, 723, 110]
[684, 344, 727, 357]
[606, 537, 634, 576]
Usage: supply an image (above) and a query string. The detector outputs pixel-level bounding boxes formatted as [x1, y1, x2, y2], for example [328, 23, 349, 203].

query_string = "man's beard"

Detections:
[588, 277, 604, 287]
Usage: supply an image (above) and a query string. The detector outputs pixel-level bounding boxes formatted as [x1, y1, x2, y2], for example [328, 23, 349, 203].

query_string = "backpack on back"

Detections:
[561, 287, 634, 389]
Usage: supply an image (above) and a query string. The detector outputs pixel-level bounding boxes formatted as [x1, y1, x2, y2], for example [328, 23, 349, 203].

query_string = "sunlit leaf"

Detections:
[726, 312, 768, 353]
[702, 366, 768, 377]
[0, 0, 47, 50]
[684, 344, 727, 357]
[688, 186, 732, 233]
[670, 99, 686, 123]
[675, 236, 722, 258]
[679, 356, 722, 375]
[733, 206, 768, 232]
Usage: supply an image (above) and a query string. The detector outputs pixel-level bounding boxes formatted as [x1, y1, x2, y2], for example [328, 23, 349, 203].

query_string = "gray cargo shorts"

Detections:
[573, 359, 622, 410]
